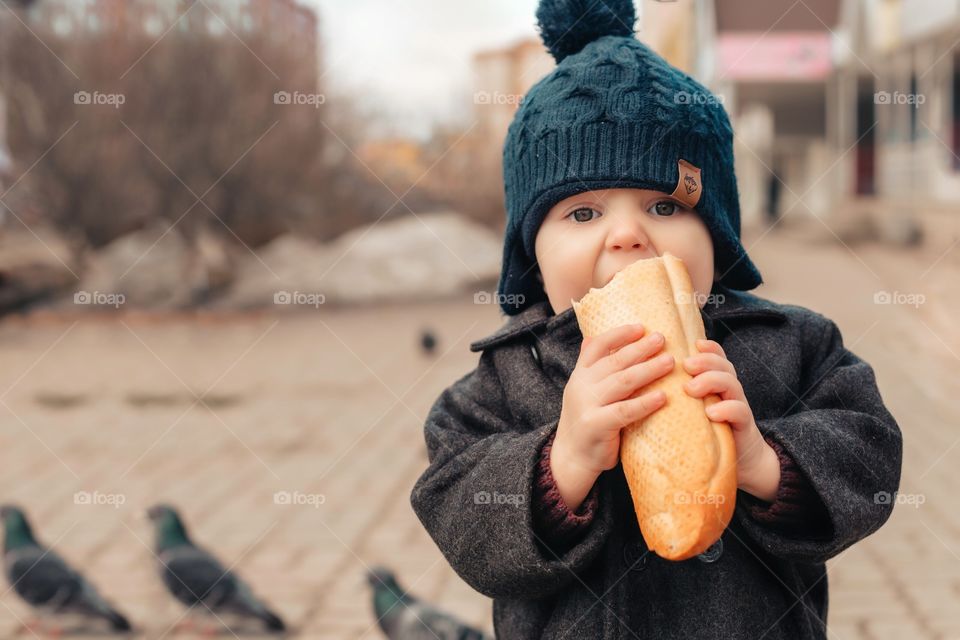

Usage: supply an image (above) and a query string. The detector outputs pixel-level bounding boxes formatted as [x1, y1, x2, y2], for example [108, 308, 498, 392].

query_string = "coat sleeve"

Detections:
[532, 430, 601, 549]
[734, 311, 903, 565]
[740, 435, 833, 534]
[409, 349, 614, 600]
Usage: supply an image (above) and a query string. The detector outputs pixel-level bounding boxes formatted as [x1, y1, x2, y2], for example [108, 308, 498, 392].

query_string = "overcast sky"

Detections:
[300, 0, 543, 137]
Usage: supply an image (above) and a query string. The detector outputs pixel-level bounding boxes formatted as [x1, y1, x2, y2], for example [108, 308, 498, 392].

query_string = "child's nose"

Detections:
[606, 215, 650, 251]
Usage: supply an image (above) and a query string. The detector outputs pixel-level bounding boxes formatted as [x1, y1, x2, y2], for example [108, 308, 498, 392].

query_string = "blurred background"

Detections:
[0, 0, 957, 638]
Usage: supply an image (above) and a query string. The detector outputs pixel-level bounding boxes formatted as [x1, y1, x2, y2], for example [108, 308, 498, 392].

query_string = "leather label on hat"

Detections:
[670, 159, 702, 208]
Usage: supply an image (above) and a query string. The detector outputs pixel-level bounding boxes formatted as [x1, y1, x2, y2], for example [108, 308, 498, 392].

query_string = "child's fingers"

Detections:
[695, 339, 726, 357]
[683, 370, 744, 401]
[580, 323, 645, 367]
[682, 352, 735, 376]
[704, 399, 752, 429]
[598, 351, 674, 404]
[592, 330, 665, 378]
[600, 389, 666, 428]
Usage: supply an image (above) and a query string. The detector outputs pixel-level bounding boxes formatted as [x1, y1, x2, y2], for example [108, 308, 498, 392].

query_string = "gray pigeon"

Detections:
[0, 505, 131, 633]
[367, 566, 491, 640]
[420, 329, 438, 356]
[145, 504, 285, 633]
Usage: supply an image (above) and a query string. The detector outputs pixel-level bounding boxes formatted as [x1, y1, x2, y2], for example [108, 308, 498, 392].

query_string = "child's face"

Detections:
[534, 188, 715, 314]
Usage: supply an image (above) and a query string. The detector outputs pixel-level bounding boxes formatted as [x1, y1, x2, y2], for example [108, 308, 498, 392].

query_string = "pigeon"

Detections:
[145, 504, 285, 633]
[367, 566, 491, 640]
[420, 329, 438, 356]
[0, 505, 132, 633]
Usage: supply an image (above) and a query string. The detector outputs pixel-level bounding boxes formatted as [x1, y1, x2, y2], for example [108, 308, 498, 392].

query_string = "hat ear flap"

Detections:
[498, 233, 549, 315]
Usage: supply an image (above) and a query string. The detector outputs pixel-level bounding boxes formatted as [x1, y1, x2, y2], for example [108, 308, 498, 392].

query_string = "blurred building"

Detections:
[471, 39, 554, 148]
[640, 0, 701, 74]
[691, 0, 840, 228]
[356, 137, 427, 193]
[830, 0, 960, 243]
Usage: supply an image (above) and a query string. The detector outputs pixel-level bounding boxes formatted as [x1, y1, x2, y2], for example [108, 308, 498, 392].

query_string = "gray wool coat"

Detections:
[410, 284, 903, 639]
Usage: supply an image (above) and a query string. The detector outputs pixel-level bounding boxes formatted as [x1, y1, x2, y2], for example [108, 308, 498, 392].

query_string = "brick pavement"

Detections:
[0, 229, 957, 639]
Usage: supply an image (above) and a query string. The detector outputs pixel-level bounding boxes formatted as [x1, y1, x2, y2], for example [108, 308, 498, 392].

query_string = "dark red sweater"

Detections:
[533, 430, 832, 549]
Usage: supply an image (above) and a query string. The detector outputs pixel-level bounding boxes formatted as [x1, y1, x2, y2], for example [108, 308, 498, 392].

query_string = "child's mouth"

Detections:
[599, 254, 661, 288]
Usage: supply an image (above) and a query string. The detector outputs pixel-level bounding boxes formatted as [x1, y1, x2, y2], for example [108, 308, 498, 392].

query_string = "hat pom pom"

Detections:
[536, 0, 636, 63]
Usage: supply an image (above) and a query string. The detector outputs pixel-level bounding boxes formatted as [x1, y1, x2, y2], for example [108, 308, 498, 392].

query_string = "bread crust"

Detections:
[572, 254, 736, 560]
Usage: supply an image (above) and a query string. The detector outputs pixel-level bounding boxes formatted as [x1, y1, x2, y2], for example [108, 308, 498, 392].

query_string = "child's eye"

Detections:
[649, 200, 681, 217]
[566, 207, 602, 223]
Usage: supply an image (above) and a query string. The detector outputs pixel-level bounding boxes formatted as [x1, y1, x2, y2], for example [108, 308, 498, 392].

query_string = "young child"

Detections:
[411, 1, 902, 637]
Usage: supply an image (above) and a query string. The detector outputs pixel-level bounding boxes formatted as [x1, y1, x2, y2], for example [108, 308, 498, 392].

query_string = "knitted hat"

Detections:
[496, 0, 762, 315]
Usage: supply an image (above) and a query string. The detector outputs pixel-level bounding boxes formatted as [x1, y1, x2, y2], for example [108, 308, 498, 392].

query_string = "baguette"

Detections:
[571, 253, 736, 561]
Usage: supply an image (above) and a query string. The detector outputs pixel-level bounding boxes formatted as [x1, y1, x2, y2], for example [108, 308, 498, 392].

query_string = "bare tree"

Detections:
[0, 1, 399, 258]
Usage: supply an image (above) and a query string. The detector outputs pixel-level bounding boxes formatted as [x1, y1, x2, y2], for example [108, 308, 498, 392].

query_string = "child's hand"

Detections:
[551, 323, 674, 511]
[682, 339, 781, 502]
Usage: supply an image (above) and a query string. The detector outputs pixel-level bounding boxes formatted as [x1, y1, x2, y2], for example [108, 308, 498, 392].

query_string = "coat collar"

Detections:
[469, 283, 788, 353]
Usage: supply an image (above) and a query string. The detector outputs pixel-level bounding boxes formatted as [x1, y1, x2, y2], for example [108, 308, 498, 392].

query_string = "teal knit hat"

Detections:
[497, 0, 762, 315]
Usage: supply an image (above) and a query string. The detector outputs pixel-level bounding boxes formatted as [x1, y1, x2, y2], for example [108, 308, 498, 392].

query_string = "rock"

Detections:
[0, 226, 78, 314]
[77, 222, 236, 309]
[322, 211, 501, 304]
[836, 211, 881, 245]
[78, 221, 190, 309]
[880, 215, 924, 247]
[222, 211, 502, 309]
[184, 228, 237, 304]
[222, 233, 335, 309]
